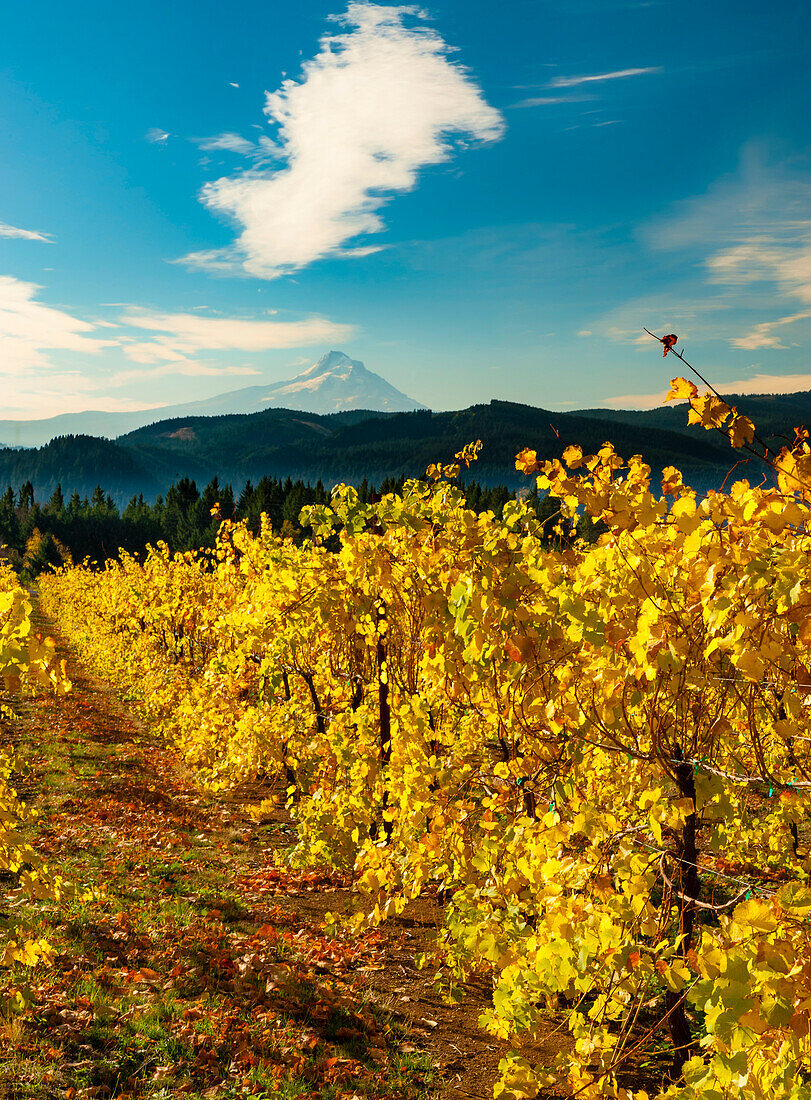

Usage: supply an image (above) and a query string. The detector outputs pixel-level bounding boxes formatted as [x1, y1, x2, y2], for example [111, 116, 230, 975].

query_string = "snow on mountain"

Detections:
[0, 352, 427, 446]
[151, 350, 426, 416]
[254, 351, 426, 412]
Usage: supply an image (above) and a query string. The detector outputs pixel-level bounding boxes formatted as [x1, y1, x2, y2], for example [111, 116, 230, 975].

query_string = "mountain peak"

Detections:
[253, 351, 425, 414]
[298, 349, 365, 379]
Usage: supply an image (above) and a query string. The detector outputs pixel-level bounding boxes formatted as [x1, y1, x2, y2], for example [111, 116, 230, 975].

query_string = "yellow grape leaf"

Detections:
[670, 495, 700, 533]
[790, 1011, 811, 1038]
[671, 797, 695, 820]
[655, 959, 689, 991]
[731, 898, 778, 935]
[687, 393, 732, 431]
[661, 465, 684, 494]
[777, 882, 811, 916]
[664, 377, 698, 402]
[455, 439, 483, 467]
[756, 940, 794, 974]
[737, 1008, 769, 1034]
[515, 448, 539, 475]
[735, 649, 766, 681]
[494, 1055, 540, 1100]
[728, 414, 755, 448]
[562, 444, 583, 469]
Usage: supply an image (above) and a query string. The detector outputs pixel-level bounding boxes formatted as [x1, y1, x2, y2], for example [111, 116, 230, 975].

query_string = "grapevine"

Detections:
[39, 350, 811, 1100]
[0, 563, 73, 1003]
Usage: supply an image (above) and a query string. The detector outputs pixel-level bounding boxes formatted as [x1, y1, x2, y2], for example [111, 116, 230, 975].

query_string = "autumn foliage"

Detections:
[0, 564, 72, 991]
[38, 368, 811, 1100]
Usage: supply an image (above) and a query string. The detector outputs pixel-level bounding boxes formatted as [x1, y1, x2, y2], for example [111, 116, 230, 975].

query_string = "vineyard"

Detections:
[3, 364, 810, 1100]
[0, 565, 72, 980]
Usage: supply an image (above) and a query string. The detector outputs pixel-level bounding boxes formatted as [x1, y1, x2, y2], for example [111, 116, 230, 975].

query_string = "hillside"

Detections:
[0, 399, 755, 504]
[118, 399, 739, 493]
[573, 389, 811, 446]
[0, 435, 160, 502]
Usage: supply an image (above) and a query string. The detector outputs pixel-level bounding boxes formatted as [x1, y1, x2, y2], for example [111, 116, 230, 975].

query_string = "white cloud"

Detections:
[0, 280, 356, 416]
[119, 308, 355, 363]
[707, 234, 811, 305]
[575, 152, 811, 357]
[547, 67, 661, 89]
[643, 149, 811, 344]
[146, 128, 171, 144]
[182, 2, 504, 278]
[643, 147, 811, 255]
[731, 309, 811, 350]
[0, 277, 134, 417]
[1, 381, 164, 418]
[0, 275, 116, 376]
[0, 221, 53, 242]
[109, 362, 261, 386]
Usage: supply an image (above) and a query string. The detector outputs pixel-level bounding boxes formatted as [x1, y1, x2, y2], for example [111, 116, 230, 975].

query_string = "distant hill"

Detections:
[2, 382, 808, 506]
[119, 399, 736, 489]
[572, 390, 811, 449]
[0, 351, 425, 448]
[0, 398, 764, 505]
[0, 435, 160, 502]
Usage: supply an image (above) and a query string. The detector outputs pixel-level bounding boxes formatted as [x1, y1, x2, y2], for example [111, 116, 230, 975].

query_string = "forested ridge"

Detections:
[1, 392, 789, 507]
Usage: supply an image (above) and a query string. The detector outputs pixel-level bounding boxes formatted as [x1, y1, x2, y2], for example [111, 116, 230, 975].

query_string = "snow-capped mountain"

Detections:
[170, 351, 427, 416]
[262, 350, 426, 412]
[0, 352, 426, 447]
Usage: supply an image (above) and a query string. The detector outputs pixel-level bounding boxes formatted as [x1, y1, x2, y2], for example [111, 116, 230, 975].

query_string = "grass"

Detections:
[0, 628, 443, 1100]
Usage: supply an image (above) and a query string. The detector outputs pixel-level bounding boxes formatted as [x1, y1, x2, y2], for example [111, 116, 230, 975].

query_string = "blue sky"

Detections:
[1, 0, 809, 417]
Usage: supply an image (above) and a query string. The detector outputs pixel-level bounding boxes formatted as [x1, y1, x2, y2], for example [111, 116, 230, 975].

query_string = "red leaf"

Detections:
[661, 333, 678, 357]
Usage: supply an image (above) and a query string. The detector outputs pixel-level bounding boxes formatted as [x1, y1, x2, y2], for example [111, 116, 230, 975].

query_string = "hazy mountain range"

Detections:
[0, 351, 425, 449]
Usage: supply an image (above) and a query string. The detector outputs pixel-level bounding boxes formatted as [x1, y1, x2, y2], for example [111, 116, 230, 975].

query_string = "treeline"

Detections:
[0, 473, 552, 578]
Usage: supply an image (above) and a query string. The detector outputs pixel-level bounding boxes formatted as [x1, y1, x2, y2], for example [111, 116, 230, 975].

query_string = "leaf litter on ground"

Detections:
[1, 606, 451, 1100]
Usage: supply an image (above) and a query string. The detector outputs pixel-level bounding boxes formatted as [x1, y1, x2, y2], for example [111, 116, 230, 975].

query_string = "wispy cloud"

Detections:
[0, 221, 53, 242]
[0, 276, 130, 417]
[0, 276, 116, 376]
[1, 385, 165, 418]
[197, 132, 257, 156]
[182, 2, 504, 279]
[511, 93, 595, 108]
[146, 128, 171, 144]
[547, 66, 662, 89]
[109, 362, 261, 386]
[0, 280, 355, 416]
[707, 234, 811, 304]
[643, 147, 811, 255]
[119, 308, 354, 365]
[640, 146, 811, 346]
[731, 309, 811, 349]
[194, 132, 279, 162]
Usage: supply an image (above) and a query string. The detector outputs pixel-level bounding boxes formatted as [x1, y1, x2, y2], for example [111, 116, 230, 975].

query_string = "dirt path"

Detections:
[2, 603, 540, 1100]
